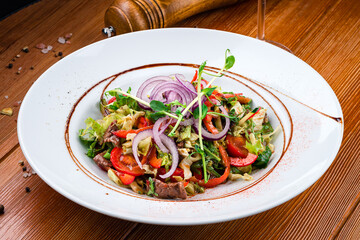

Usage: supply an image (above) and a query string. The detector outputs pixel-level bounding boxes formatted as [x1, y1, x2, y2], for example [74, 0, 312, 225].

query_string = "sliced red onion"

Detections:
[159, 117, 175, 134]
[193, 100, 230, 140]
[158, 134, 179, 179]
[136, 76, 173, 109]
[179, 117, 194, 126]
[175, 74, 197, 95]
[153, 117, 169, 153]
[132, 129, 154, 169]
[150, 82, 193, 105]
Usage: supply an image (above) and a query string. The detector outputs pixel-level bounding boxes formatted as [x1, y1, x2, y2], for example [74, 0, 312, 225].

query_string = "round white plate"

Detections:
[18, 28, 343, 225]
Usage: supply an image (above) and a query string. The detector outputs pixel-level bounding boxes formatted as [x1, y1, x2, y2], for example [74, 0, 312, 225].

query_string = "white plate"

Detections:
[18, 28, 343, 225]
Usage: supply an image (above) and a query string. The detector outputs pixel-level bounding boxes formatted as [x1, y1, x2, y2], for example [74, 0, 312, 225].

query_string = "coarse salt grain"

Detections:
[58, 37, 66, 44]
[18, 67, 22, 71]
[5, 96, 8, 99]
[41, 49, 49, 54]
[47, 45, 53, 50]
[32, 171, 36, 175]
[23, 173, 28, 178]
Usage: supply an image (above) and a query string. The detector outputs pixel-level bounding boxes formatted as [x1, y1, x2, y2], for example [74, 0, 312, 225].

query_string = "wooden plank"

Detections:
[0, 0, 359, 238]
[125, 0, 360, 239]
[0, 147, 136, 239]
[0, 0, 113, 158]
[336, 193, 360, 240]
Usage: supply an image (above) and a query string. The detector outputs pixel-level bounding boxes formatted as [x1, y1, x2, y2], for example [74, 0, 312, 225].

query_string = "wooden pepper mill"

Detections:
[104, 0, 242, 36]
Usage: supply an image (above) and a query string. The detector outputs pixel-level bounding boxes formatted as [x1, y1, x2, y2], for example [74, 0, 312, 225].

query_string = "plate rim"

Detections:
[17, 27, 344, 225]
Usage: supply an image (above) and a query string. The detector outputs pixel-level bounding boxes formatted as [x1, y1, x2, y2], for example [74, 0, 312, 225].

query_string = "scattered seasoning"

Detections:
[18, 67, 22, 71]
[25, 187, 31, 193]
[58, 37, 66, 44]
[47, 45, 53, 51]
[41, 48, 49, 54]
[13, 100, 22, 107]
[30, 66, 34, 70]
[16, 54, 20, 58]
[5, 95, 8, 99]
[65, 40, 71, 45]
[65, 33, 73, 39]
[1, 108, 13, 116]
[12, 58, 15, 62]
[31, 170, 36, 175]
[36, 43, 46, 49]
[58, 52, 63, 57]
[22, 166, 27, 172]
[0, 204, 4, 215]
[7, 63, 13, 69]
[18, 160, 24, 166]
[54, 53, 58, 57]
[22, 46, 29, 53]
[16, 71, 20, 75]
[23, 173, 28, 178]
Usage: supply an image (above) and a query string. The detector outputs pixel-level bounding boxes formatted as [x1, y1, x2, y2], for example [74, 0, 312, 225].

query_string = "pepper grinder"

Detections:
[103, 0, 242, 36]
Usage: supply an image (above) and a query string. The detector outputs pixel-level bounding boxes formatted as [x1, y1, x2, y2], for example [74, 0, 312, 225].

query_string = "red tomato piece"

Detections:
[110, 147, 145, 176]
[226, 135, 249, 158]
[137, 116, 152, 129]
[230, 153, 258, 167]
[113, 170, 135, 185]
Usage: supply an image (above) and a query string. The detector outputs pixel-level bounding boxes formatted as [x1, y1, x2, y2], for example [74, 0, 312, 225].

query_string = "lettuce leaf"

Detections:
[246, 140, 262, 155]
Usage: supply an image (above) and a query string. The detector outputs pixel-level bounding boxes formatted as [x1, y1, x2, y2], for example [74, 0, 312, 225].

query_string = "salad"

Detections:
[79, 50, 277, 199]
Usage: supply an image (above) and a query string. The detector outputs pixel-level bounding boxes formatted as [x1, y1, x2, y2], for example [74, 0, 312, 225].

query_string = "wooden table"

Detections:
[0, 0, 359, 239]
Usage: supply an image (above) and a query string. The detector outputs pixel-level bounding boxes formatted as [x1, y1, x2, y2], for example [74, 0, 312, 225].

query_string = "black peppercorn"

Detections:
[58, 52, 63, 57]
[0, 204, 4, 214]
[7, 63, 13, 69]
[22, 166, 27, 172]
[22, 46, 29, 53]
[25, 187, 31, 193]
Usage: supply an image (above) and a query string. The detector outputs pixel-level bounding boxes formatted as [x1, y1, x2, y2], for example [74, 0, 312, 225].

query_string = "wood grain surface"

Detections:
[0, 0, 359, 239]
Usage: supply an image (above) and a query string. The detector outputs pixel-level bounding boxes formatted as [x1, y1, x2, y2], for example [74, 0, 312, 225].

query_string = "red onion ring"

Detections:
[193, 100, 230, 140]
[131, 129, 179, 178]
[153, 117, 170, 153]
[175, 74, 197, 95]
[136, 76, 173, 109]
[158, 134, 179, 179]
[179, 117, 194, 126]
[132, 129, 154, 169]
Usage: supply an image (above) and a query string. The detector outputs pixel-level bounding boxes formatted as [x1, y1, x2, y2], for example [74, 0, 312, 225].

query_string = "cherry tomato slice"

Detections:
[110, 147, 145, 176]
[226, 135, 249, 158]
[230, 153, 258, 167]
